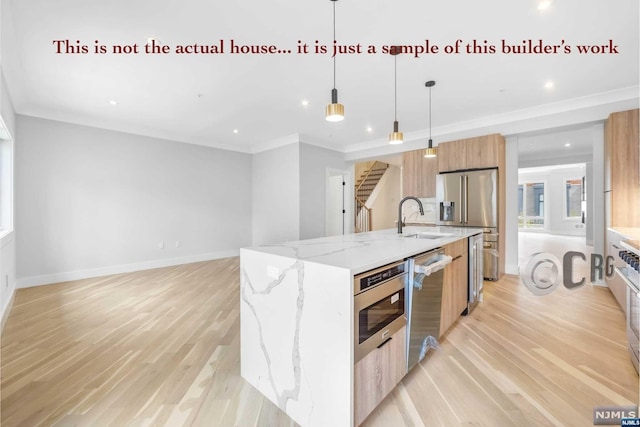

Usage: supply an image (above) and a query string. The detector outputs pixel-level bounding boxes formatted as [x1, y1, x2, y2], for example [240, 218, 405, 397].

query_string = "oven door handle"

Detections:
[414, 255, 453, 276]
[614, 267, 640, 295]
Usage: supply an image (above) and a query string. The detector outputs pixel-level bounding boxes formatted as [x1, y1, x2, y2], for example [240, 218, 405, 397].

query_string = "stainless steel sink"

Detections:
[403, 232, 453, 239]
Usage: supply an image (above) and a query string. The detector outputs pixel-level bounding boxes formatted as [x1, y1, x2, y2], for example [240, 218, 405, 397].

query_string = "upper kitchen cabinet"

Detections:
[402, 149, 438, 197]
[605, 109, 640, 227]
[438, 134, 505, 172]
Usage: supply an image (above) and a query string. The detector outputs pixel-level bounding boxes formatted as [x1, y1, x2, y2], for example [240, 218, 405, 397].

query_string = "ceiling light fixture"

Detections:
[325, 0, 344, 122]
[109, 100, 118, 106]
[302, 99, 309, 107]
[564, 143, 571, 147]
[424, 80, 437, 158]
[389, 47, 403, 144]
[544, 80, 554, 89]
[233, 129, 239, 134]
[537, 0, 552, 11]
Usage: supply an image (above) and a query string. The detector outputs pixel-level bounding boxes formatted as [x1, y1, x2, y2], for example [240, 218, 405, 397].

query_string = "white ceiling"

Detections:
[2, 0, 639, 155]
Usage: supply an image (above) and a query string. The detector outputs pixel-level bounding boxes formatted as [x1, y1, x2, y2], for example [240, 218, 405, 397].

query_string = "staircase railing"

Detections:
[354, 161, 388, 233]
[355, 197, 372, 233]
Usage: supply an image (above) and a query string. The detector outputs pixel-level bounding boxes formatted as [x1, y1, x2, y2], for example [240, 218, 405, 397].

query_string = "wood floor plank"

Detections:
[1, 258, 637, 426]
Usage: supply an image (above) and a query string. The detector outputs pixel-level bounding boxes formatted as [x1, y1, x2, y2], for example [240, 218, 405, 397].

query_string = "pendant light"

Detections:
[389, 48, 403, 144]
[325, 0, 344, 122]
[424, 80, 437, 158]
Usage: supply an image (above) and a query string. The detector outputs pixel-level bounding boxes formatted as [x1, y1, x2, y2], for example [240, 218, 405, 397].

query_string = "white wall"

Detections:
[252, 143, 300, 246]
[504, 136, 519, 275]
[518, 165, 587, 236]
[369, 165, 401, 230]
[252, 142, 348, 245]
[590, 123, 605, 266]
[299, 143, 347, 240]
[15, 115, 252, 287]
[0, 67, 16, 325]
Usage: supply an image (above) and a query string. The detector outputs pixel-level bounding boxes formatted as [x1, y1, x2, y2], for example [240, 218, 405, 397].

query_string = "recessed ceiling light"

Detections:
[366, 126, 373, 133]
[301, 99, 309, 107]
[233, 129, 239, 134]
[564, 143, 571, 147]
[538, 0, 552, 11]
[109, 100, 118, 106]
[544, 81, 554, 90]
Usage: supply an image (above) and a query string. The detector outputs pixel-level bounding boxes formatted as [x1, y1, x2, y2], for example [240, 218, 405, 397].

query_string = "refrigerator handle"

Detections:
[464, 174, 469, 224]
[459, 175, 464, 224]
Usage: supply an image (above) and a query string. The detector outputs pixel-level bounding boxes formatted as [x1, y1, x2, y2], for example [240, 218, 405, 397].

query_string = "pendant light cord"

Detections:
[428, 85, 432, 140]
[394, 55, 397, 121]
[332, 1, 336, 90]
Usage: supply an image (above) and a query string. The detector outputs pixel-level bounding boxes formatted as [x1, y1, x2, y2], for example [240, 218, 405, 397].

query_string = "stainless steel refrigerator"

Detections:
[436, 168, 499, 281]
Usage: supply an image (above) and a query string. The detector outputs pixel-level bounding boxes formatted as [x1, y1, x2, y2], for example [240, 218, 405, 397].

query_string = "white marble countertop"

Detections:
[609, 227, 640, 240]
[243, 226, 483, 275]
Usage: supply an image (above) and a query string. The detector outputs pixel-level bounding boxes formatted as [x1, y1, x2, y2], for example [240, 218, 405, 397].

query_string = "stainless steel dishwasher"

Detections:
[406, 249, 452, 372]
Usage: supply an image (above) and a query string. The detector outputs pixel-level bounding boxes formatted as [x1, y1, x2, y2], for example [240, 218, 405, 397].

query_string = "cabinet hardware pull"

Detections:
[377, 337, 393, 349]
[453, 255, 463, 261]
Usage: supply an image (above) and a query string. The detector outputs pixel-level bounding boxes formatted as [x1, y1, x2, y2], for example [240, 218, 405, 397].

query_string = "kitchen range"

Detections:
[240, 224, 482, 427]
[616, 239, 640, 372]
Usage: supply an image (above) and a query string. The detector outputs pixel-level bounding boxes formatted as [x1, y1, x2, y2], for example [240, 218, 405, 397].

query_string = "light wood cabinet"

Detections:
[606, 230, 627, 313]
[354, 325, 406, 426]
[440, 240, 468, 337]
[436, 139, 466, 172]
[402, 149, 438, 198]
[605, 109, 640, 228]
[437, 134, 504, 172]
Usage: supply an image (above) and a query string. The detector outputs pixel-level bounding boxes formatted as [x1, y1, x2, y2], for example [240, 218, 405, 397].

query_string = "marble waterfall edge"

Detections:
[240, 249, 353, 426]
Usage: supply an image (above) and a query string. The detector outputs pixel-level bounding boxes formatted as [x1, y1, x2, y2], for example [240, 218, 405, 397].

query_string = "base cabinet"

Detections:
[440, 240, 469, 337]
[354, 325, 406, 426]
[606, 230, 628, 313]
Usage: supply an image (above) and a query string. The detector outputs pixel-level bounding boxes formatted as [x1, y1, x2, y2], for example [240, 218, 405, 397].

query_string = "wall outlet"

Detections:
[158, 241, 164, 249]
[175, 241, 181, 248]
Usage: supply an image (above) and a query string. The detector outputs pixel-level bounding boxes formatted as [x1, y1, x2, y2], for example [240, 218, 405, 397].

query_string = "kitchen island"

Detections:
[240, 226, 482, 426]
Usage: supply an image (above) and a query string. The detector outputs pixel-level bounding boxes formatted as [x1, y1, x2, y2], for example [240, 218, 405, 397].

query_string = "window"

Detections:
[565, 177, 584, 219]
[0, 118, 13, 236]
[518, 182, 545, 229]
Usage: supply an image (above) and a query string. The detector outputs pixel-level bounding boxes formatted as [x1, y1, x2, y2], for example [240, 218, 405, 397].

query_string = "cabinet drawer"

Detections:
[354, 325, 406, 426]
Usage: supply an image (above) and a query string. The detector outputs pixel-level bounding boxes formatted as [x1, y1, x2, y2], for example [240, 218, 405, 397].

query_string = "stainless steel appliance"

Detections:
[436, 168, 499, 280]
[354, 261, 408, 363]
[466, 233, 484, 314]
[406, 249, 451, 371]
[615, 239, 640, 373]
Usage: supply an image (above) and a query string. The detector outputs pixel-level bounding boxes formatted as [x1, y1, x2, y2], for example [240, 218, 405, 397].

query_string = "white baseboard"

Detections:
[505, 264, 519, 275]
[16, 249, 240, 289]
[1, 290, 15, 334]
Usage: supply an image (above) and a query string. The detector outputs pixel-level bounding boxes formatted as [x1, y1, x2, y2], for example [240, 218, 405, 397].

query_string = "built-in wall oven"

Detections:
[615, 239, 640, 373]
[354, 261, 407, 362]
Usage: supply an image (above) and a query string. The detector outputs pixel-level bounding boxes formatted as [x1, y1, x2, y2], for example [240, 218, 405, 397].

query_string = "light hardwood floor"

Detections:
[1, 257, 637, 426]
